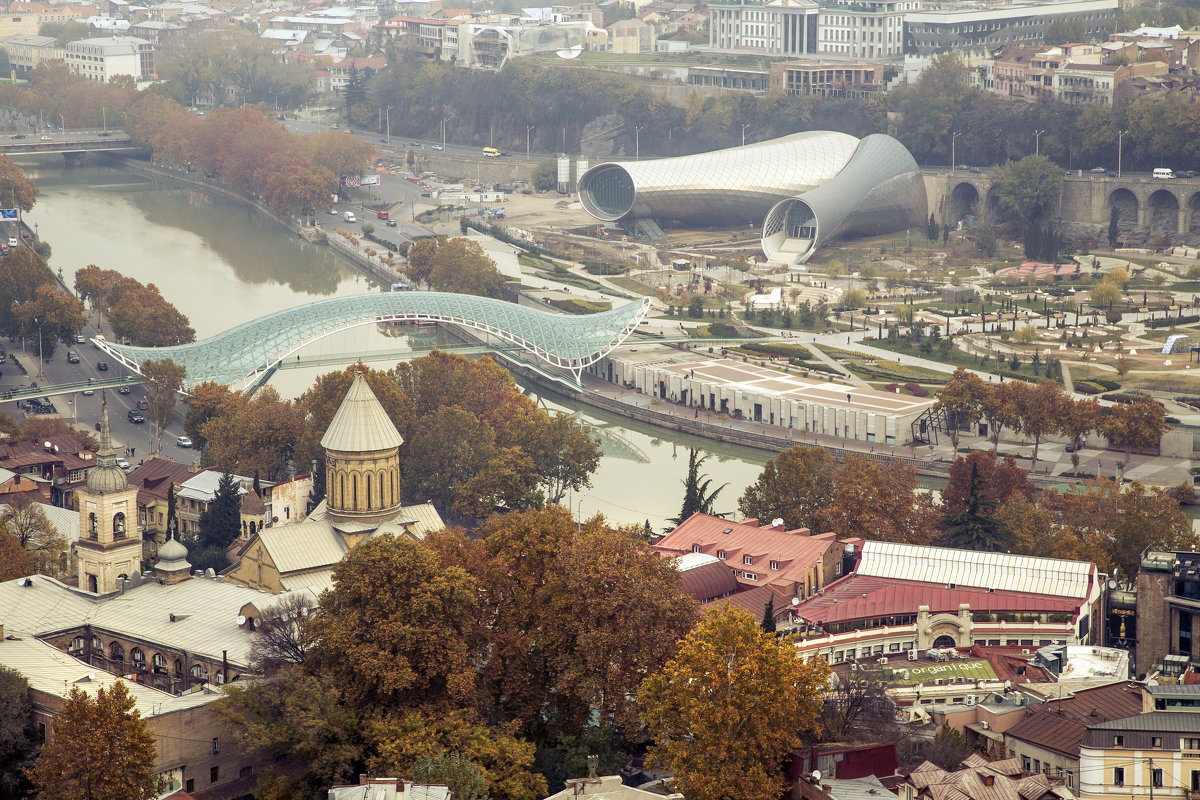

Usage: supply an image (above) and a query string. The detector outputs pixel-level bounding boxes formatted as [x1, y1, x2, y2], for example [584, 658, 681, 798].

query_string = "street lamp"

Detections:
[741, 123, 750, 147]
[526, 124, 535, 161]
[1034, 129, 1045, 156]
[951, 131, 960, 171]
[1118, 130, 1129, 178]
[385, 106, 392, 145]
[59, 114, 64, 140]
[635, 125, 644, 160]
[441, 116, 449, 152]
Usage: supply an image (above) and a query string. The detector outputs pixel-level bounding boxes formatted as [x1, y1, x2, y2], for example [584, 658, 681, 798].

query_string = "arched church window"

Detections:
[88, 513, 98, 539]
[113, 512, 126, 539]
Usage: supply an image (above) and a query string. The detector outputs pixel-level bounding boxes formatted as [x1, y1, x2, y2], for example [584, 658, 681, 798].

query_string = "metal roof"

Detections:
[320, 374, 403, 452]
[858, 541, 1094, 599]
[94, 292, 650, 391]
[1085, 711, 1200, 734]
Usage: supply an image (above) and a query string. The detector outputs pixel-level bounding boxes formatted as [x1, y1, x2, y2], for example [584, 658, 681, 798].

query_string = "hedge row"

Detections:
[1147, 314, 1200, 329]
[740, 342, 813, 360]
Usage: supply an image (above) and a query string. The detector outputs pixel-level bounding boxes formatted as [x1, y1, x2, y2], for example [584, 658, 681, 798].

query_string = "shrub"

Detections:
[741, 342, 812, 360]
[707, 322, 738, 337]
[1075, 381, 1105, 395]
[885, 383, 899, 392]
[1147, 314, 1200, 329]
[904, 382, 929, 397]
[1093, 378, 1121, 391]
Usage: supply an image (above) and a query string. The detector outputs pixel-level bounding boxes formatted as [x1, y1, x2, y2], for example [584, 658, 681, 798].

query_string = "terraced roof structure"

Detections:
[93, 292, 651, 391]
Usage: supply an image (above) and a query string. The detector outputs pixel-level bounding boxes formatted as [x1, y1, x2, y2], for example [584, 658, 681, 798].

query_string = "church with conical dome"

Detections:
[75, 399, 143, 594]
[223, 374, 444, 594]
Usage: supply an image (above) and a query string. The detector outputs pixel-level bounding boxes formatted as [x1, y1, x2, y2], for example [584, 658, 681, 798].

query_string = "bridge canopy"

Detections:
[94, 291, 650, 390]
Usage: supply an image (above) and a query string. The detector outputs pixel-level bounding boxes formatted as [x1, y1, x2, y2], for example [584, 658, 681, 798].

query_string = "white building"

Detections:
[64, 35, 153, 82]
[903, 0, 1118, 55]
[818, 0, 917, 59]
[708, 0, 820, 56]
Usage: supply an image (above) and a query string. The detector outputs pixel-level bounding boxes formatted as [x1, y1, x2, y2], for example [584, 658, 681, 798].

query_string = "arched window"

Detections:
[352, 475, 358, 507]
[175, 659, 183, 676]
[214, 670, 225, 685]
[90, 636, 103, 654]
[339, 474, 344, 506]
[88, 513, 98, 539]
[130, 648, 146, 670]
[241, 520, 247, 536]
[152, 653, 168, 675]
[68, 637, 86, 656]
[191, 664, 208, 683]
[109, 641, 124, 666]
[113, 512, 126, 539]
[366, 474, 372, 510]
[380, 471, 388, 506]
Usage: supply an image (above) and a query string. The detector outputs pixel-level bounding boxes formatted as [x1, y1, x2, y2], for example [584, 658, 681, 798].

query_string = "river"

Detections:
[23, 159, 777, 529]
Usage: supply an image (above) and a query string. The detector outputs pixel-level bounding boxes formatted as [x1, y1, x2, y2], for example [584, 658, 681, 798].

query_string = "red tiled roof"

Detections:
[793, 574, 1080, 626]
[678, 559, 739, 603]
[655, 512, 837, 591]
[1047, 681, 1144, 722]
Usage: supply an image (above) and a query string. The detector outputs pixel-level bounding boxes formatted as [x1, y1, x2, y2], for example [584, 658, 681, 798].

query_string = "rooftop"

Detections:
[320, 374, 403, 453]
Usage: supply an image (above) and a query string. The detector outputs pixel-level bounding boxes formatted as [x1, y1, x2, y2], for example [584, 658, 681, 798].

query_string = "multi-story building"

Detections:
[788, 541, 1104, 663]
[1078, 712, 1200, 800]
[903, 0, 1118, 56]
[770, 60, 884, 96]
[63, 35, 154, 82]
[991, 44, 1040, 98]
[818, 0, 916, 59]
[2, 34, 64, 74]
[1136, 550, 1200, 677]
[708, 0, 820, 57]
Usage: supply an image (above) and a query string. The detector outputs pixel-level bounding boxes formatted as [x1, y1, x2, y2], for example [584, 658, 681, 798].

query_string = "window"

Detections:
[1185, 738, 1200, 751]
[770, 560, 780, 570]
[1113, 767, 1124, 786]
[152, 653, 168, 675]
[1152, 769, 1164, 788]
[1114, 736, 1124, 747]
[1152, 737, 1163, 748]
[186, 779, 194, 793]
[212, 737, 220, 755]
[210, 765, 219, 783]
[692, 544, 701, 553]
[1022, 757, 1031, 773]
[743, 555, 753, 565]
[717, 550, 727, 559]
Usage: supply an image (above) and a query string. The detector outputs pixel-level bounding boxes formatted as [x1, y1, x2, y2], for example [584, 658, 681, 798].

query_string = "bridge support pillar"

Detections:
[1181, 207, 1192, 237]
[62, 152, 83, 167]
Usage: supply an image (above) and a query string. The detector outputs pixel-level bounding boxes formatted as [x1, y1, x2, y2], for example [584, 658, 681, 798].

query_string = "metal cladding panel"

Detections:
[762, 134, 926, 260]
[857, 541, 1093, 600]
[578, 131, 860, 225]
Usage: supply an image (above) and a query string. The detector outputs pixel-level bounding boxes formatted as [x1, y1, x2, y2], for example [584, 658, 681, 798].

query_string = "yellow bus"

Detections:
[482, 147, 501, 158]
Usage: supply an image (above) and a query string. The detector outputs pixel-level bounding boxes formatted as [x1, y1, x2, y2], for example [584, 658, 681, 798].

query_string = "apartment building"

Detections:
[63, 35, 154, 82]
[904, 0, 1118, 55]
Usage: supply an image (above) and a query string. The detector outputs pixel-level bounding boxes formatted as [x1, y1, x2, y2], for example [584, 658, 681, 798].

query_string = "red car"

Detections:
[377, 210, 390, 220]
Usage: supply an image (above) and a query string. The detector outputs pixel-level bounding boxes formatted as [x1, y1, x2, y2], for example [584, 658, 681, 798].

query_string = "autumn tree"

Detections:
[427, 506, 699, 748]
[988, 155, 1063, 253]
[0, 498, 68, 578]
[412, 752, 487, 800]
[997, 494, 1064, 560]
[73, 265, 124, 319]
[1060, 397, 1103, 476]
[934, 367, 986, 455]
[310, 535, 481, 713]
[200, 386, 304, 481]
[140, 358, 186, 453]
[1089, 278, 1123, 310]
[0, 247, 55, 338]
[247, 591, 317, 676]
[182, 381, 240, 452]
[1009, 380, 1067, 470]
[639, 607, 829, 800]
[293, 363, 414, 469]
[941, 451, 1033, 515]
[0, 153, 38, 212]
[10, 283, 86, 361]
[1099, 395, 1171, 482]
[820, 669, 897, 744]
[1042, 479, 1197, 579]
[0, 530, 35, 581]
[522, 412, 601, 505]
[0, 665, 35, 798]
[738, 446, 835, 530]
[980, 381, 1021, 452]
[29, 682, 159, 800]
[671, 449, 727, 525]
[107, 282, 195, 346]
[816, 455, 941, 545]
[406, 237, 504, 297]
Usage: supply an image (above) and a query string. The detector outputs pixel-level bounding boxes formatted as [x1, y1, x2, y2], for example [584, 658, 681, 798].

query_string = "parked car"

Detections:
[177, 435, 193, 448]
[96, 361, 108, 371]
[115, 457, 130, 470]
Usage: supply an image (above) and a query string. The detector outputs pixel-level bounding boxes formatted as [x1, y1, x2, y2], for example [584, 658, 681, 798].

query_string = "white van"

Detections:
[1154, 168, 1175, 179]
[344, 211, 357, 223]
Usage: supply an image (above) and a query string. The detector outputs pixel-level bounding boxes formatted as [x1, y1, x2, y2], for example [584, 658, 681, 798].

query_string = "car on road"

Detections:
[127, 410, 144, 423]
[40, 135, 52, 141]
[98, 131, 111, 137]
[136, 399, 149, 410]
[386, 219, 397, 227]
[82, 388, 94, 396]
[1107, 171, 1118, 177]
[11, 134, 24, 140]
[408, 141, 421, 147]
[432, 145, 443, 151]
[115, 457, 130, 470]
[177, 435, 193, 448]
[7, 237, 15, 248]
[97, 361, 108, 371]
[74, 334, 85, 343]
[67, 351, 79, 363]
[1182, 170, 1197, 179]
[117, 385, 131, 395]
[1090, 166, 1107, 173]
[377, 210, 390, 220]
[501, 152, 512, 157]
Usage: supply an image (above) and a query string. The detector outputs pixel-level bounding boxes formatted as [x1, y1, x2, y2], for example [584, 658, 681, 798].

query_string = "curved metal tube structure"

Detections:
[94, 292, 651, 391]
[761, 134, 928, 263]
[578, 131, 860, 226]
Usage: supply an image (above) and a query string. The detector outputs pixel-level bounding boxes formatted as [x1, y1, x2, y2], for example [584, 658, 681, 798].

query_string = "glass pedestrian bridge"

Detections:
[93, 292, 651, 391]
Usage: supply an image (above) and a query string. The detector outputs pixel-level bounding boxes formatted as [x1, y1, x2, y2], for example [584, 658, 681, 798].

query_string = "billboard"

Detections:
[0, 209, 17, 219]
[341, 175, 381, 187]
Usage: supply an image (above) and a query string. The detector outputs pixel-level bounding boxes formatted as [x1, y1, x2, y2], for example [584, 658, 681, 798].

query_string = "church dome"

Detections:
[86, 402, 130, 494]
[157, 535, 189, 564]
[320, 374, 403, 453]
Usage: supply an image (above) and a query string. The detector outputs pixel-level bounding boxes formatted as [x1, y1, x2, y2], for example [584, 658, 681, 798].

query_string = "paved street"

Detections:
[0, 313, 199, 467]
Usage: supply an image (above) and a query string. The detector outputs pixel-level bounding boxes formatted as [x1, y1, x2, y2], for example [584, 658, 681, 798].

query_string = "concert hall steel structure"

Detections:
[577, 131, 927, 263]
[94, 292, 651, 391]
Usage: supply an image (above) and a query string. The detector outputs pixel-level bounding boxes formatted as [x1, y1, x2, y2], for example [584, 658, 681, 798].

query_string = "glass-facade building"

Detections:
[577, 131, 927, 263]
